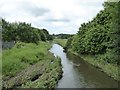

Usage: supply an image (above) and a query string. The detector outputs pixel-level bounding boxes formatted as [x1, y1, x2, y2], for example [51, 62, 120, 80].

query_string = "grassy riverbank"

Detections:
[68, 49, 119, 81]
[53, 38, 119, 81]
[54, 39, 67, 47]
[2, 41, 62, 88]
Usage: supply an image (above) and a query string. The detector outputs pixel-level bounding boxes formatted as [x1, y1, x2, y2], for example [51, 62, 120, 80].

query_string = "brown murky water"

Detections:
[50, 44, 118, 88]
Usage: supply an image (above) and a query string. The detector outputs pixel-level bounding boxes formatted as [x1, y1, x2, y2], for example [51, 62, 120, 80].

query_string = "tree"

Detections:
[2, 19, 52, 43]
[65, 2, 119, 64]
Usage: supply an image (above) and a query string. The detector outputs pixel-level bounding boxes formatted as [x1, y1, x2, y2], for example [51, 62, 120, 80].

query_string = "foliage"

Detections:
[2, 20, 53, 43]
[41, 29, 49, 40]
[47, 35, 54, 40]
[65, 2, 119, 64]
[64, 37, 73, 51]
[54, 39, 67, 47]
[54, 34, 74, 39]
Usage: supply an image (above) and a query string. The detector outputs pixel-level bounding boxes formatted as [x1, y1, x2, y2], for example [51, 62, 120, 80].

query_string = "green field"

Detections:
[54, 39, 67, 47]
[2, 41, 62, 88]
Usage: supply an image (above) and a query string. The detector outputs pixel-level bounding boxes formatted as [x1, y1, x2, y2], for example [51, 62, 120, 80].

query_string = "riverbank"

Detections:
[2, 41, 62, 88]
[67, 49, 119, 81]
[54, 39, 67, 47]
[53, 39, 119, 81]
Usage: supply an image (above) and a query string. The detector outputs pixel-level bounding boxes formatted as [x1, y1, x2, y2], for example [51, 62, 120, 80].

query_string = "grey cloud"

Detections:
[0, 0, 50, 18]
[18, 1, 50, 17]
[47, 18, 70, 22]
[28, 7, 50, 17]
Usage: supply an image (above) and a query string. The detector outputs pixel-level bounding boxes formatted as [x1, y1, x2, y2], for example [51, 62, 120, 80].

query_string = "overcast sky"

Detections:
[0, 0, 105, 34]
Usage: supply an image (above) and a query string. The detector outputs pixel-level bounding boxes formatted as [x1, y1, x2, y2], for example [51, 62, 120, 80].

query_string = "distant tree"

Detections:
[48, 35, 53, 40]
[41, 29, 49, 40]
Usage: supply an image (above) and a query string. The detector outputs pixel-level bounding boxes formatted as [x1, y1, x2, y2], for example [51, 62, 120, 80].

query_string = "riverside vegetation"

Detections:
[2, 19, 62, 88]
[54, 39, 67, 47]
[64, 2, 120, 81]
[2, 1, 120, 89]
[2, 42, 62, 88]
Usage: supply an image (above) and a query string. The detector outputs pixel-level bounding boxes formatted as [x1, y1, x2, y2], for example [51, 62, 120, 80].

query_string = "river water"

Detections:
[50, 44, 118, 88]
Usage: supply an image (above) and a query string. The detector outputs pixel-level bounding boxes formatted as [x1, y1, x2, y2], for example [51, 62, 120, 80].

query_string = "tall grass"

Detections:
[2, 41, 51, 78]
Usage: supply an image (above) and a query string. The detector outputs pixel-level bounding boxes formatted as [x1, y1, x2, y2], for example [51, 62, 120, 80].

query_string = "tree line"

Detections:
[2, 19, 53, 44]
[53, 34, 74, 39]
[65, 2, 120, 64]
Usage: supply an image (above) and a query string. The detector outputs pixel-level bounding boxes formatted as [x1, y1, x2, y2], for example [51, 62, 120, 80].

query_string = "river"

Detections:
[50, 44, 118, 88]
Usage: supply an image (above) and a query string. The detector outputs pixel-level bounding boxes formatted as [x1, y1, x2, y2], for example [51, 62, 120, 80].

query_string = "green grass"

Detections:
[2, 41, 51, 78]
[68, 49, 119, 81]
[21, 56, 62, 88]
[54, 39, 67, 47]
[80, 55, 119, 81]
[2, 41, 63, 88]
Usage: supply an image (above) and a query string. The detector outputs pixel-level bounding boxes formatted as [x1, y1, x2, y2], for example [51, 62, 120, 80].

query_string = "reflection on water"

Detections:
[50, 44, 118, 88]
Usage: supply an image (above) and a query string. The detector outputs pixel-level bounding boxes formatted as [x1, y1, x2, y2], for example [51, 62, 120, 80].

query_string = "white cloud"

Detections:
[52, 12, 64, 20]
[52, 22, 64, 26]
[0, 0, 105, 34]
